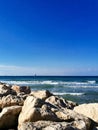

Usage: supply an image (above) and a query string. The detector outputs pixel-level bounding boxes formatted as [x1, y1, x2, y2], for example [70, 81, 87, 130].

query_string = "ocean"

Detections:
[0, 76, 98, 104]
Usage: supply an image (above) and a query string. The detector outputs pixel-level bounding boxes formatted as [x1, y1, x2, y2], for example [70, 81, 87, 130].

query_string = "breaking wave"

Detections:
[53, 92, 84, 96]
[0, 80, 97, 86]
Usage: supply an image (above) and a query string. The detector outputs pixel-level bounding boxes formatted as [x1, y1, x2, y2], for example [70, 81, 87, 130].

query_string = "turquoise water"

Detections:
[0, 76, 98, 104]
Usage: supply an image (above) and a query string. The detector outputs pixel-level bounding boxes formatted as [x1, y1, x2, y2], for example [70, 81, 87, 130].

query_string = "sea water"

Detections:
[0, 76, 98, 104]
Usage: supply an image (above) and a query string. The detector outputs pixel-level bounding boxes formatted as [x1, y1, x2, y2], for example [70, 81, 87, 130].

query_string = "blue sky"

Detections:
[0, 0, 98, 75]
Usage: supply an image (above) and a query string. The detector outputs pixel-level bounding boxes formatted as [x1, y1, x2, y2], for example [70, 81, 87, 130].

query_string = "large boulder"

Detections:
[0, 105, 22, 129]
[18, 96, 60, 124]
[74, 103, 98, 123]
[46, 95, 77, 109]
[12, 85, 31, 94]
[30, 90, 52, 100]
[18, 96, 94, 130]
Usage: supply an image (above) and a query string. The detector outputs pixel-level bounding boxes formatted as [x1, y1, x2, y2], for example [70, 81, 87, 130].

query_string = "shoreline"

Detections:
[0, 82, 98, 129]
[1, 75, 98, 104]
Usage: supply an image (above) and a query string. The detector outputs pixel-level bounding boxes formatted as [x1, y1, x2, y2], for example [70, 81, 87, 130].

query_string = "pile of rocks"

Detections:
[0, 82, 98, 130]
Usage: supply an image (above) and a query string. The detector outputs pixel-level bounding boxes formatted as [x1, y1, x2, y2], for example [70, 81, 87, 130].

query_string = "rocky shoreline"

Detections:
[0, 82, 98, 130]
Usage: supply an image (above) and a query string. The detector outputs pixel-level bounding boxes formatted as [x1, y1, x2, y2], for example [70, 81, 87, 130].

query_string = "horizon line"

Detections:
[0, 75, 98, 77]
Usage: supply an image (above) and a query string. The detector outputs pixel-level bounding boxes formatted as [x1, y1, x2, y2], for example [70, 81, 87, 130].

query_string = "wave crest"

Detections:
[0, 80, 97, 86]
[53, 92, 84, 96]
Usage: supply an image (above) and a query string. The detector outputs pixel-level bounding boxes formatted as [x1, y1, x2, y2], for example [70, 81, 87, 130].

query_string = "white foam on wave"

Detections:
[0, 80, 59, 85]
[41, 81, 58, 85]
[0, 80, 97, 86]
[87, 80, 96, 84]
[60, 81, 96, 85]
[53, 92, 84, 96]
[64, 85, 98, 88]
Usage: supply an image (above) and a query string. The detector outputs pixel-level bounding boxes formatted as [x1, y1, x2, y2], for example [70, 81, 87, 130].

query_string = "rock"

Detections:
[18, 120, 93, 130]
[12, 85, 31, 94]
[55, 109, 94, 129]
[74, 103, 98, 123]
[30, 90, 52, 100]
[18, 121, 77, 130]
[0, 94, 25, 109]
[46, 95, 77, 109]
[17, 92, 28, 99]
[94, 127, 98, 130]
[18, 96, 94, 130]
[18, 96, 60, 125]
[0, 84, 16, 97]
[0, 105, 22, 129]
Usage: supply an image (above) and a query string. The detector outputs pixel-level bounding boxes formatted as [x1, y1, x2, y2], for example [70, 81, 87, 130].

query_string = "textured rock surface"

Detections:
[0, 105, 22, 129]
[18, 96, 60, 124]
[74, 103, 98, 123]
[0, 83, 27, 110]
[18, 120, 93, 130]
[46, 95, 77, 109]
[0, 83, 16, 97]
[18, 121, 77, 130]
[30, 90, 52, 100]
[0, 94, 26, 109]
[19, 95, 93, 130]
[12, 85, 31, 94]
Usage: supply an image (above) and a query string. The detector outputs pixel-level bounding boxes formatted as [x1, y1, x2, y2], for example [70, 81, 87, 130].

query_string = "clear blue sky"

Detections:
[0, 0, 98, 75]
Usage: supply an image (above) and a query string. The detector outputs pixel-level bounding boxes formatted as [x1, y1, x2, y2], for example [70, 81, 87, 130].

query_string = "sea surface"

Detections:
[0, 76, 98, 104]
